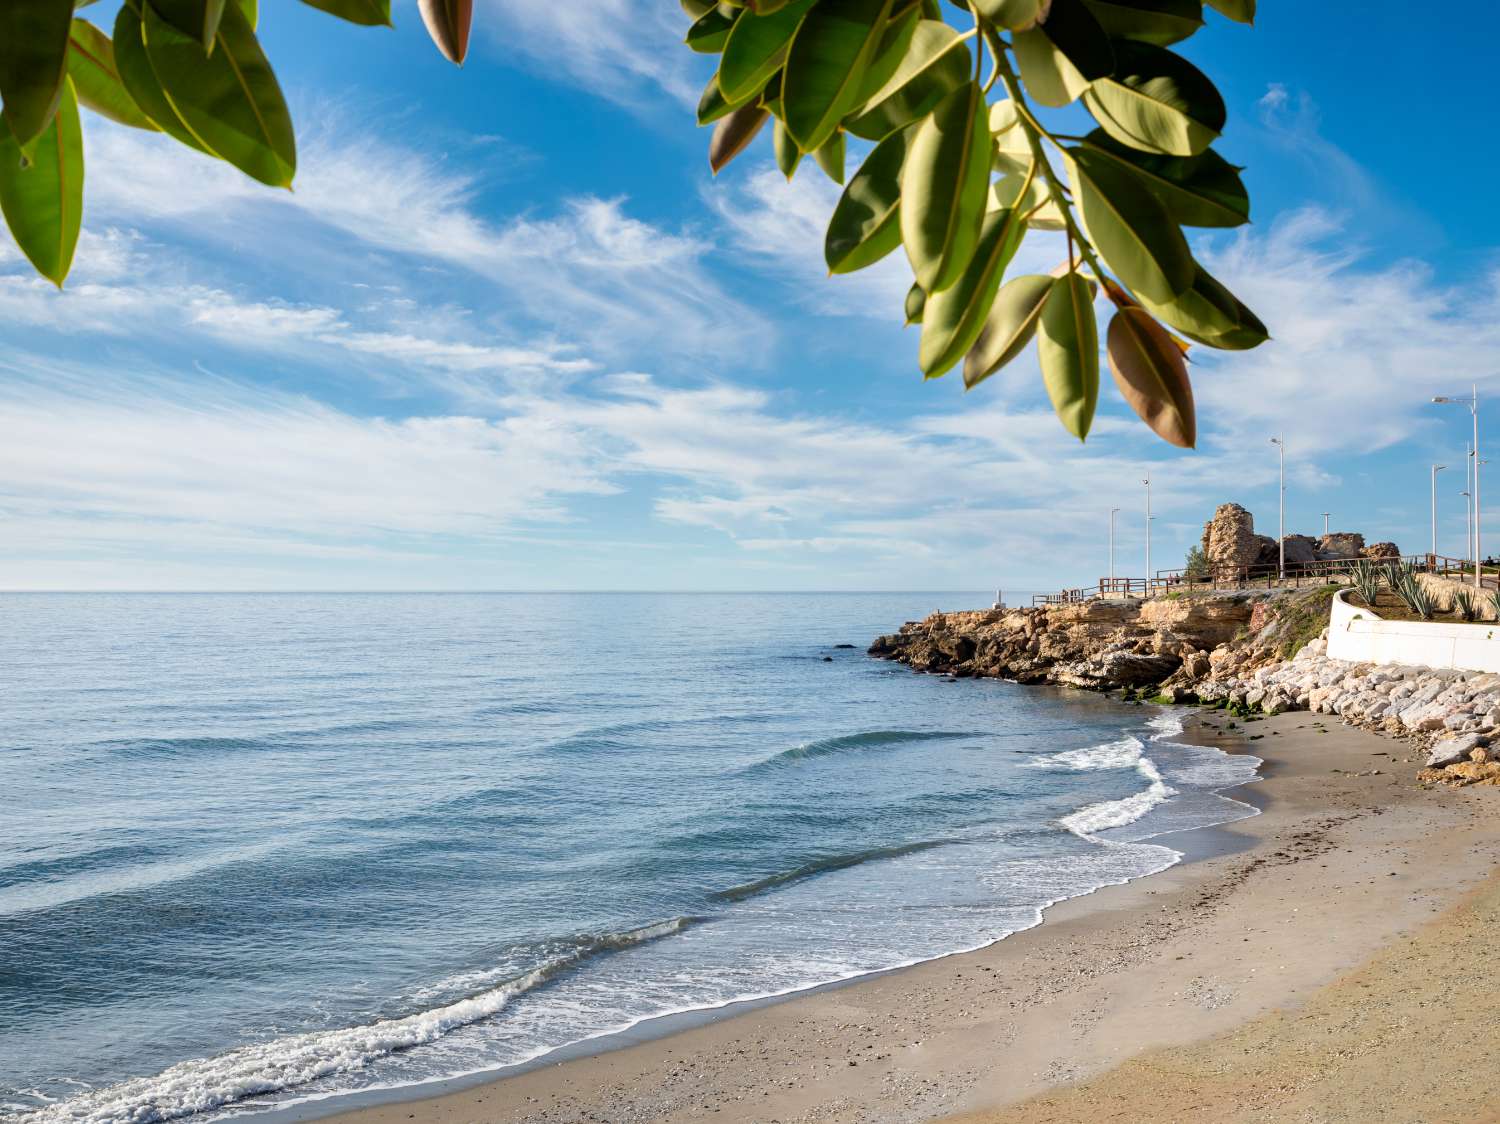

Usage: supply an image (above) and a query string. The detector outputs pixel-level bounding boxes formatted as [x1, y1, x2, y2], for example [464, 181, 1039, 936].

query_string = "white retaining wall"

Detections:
[1328, 589, 1500, 672]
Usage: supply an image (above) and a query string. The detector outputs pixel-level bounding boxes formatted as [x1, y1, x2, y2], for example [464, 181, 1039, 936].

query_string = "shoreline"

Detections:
[312, 708, 1500, 1124]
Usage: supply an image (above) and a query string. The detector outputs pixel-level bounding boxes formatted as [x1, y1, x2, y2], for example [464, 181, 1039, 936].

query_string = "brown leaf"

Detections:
[1107, 306, 1196, 448]
[709, 103, 769, 174]
[418, 0, 472, 64]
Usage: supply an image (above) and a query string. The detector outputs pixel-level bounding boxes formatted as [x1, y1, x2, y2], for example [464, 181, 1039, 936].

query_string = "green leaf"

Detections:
[853, 5, 919, 103]
[773, 115, 802, 178]
[1038, 272, 1100, 439]
[0, 76, 83, 285]
[973, 0, 1049, 30]
[1204, 0, 1254, 23]
[298, 0, 393, 27]
[1066, 145, 1193, 302]
[417, 0, 472, 64]
[67, 19, 158, 131]
[682, 0, 717, 17]
[719, 0, 812, 102]
[900, 80, 990, 294]
[1079, 129, 1247, 227]
[709, 102, 769, 173]
[149, 0, 229, 53]
[1013, 0, 1113, 108]
[1134, 263, 1267, 349]
[0, 0, 73, 146]
[964, 273, 1053, 388]
[825, 124, 908, 273]
[919, 206, 1026, 378]
[782, 0, 894, 152]
[988, 98, 1032, 175]
[989, 169, 1064, 229]
[143, 1, 296, 186]
[113, 3, 210, 153]
[905, 281, 926, 324]
[846, 19, 968, 141]
[813, 129, 845, 183]
[1081, 0, 1204, 46]
[1082, 40, 1225, 156]
[686, 6, 737, 52]
[1107, 306, 1195, 446]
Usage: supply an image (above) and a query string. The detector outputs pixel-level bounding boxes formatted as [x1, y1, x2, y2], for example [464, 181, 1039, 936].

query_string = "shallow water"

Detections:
[0, 593, 1258, 1123]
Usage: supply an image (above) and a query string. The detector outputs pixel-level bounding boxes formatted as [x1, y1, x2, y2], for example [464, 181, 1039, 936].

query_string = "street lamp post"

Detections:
[1320, 512, 1331, 537]
[1109, 507, 1120, 586]
[1463, 490, 1473, 567]
[1143, 476, 1152, 597]
[1270, 437, 1285, 579]
[1433, 386, 1481, 588]
[1432, 464, 1447, 558]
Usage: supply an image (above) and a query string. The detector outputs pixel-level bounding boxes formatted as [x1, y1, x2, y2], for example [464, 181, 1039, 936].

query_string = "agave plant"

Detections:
[1453, 588, 1478, 622]
[1394, 573, 1436, 621]
[1349, 560, 1382, 608]
[1490, 590, 1500, 621]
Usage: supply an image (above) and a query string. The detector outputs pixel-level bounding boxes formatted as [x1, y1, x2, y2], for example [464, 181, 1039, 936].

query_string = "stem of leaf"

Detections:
[993, 50, 1109, 284]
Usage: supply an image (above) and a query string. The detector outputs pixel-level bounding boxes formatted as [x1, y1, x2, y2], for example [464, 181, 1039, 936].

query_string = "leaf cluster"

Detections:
[0, 0, 473, 286]
[691, 0, 1267, 446]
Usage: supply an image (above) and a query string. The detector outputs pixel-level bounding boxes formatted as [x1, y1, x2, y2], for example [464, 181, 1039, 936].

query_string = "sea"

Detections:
[0, 593, 1261, 1124]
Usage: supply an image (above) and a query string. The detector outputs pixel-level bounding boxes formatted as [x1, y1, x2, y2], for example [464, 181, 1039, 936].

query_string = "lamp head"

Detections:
[1433, 396, 1453, 403]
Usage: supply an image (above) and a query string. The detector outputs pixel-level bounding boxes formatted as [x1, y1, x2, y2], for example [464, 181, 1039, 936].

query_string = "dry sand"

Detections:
[326, 712, 1500, 1124]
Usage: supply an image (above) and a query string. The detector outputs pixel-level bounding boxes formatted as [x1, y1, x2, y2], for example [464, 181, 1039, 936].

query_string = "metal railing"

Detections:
[1030, 552, 1500, 606]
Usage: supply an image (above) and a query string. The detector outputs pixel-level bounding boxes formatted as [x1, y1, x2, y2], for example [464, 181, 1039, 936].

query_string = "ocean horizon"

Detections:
[1, 593, 1260, 1124]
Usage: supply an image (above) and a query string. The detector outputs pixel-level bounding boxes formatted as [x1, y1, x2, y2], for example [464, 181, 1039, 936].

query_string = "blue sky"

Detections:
[3, 2, 1499, 591]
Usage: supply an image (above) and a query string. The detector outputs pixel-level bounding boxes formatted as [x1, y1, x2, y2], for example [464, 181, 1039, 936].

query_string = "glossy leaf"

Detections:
[113, 3, 210, 153]
[150, 0, 229, 53]
[686, 7, 737, 52]
[67, 19, 157, 131]
[919, 206, 1026, 378]
[853, 6, 920, 104]
[773, 116, 802, 178]
[1204, 0, 1253, 22]
[973, 0, 1051, 30]
[1067, 145, 1192, 302]
[782, 0, 894, 152]
[905, 281, 926, 325]
[1107, 306, 1195, 446]
[1082, 0, 1203, 45]
[990, 170, 1064, 230]
[964, 273, 1053, 388]
[299, 0, 393, 27]
[988, 98, 1032, 175]
[0, 0, 73, 146]
[1083, 40, 1225, 156]
[418, 0, 472, 64]
[0, 77, 82, 285]
[1013, 0, 1112, 109]
[719, 0, 812, 102]
[709, 103, 769, 173]
[143, 1, 296, 186]
[813, 130, 845, 183]
[1135, 263, 1267, 349]
[825, 125, 908, 273]
[1038, 272, 1099, 439]
[681, 0, 717, 16]
[845, 19, 968, 141]
[1080, 129, 1247, 227]
[900, 80, 989, 294]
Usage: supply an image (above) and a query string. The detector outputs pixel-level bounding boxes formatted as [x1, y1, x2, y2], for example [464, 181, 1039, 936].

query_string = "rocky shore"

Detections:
[869, 585, 1500, 788]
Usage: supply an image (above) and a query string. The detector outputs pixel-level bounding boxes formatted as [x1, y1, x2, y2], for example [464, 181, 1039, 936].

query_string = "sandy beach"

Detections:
[325, 711, 1500, 1124]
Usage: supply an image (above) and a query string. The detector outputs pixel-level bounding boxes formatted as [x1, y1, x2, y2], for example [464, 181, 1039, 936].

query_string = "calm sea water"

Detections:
[0, 594, 1259, 1123]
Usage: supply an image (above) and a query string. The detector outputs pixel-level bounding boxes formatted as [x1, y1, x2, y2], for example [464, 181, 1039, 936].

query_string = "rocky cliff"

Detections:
[869, 586, 1500, 788]
[868, 587, 1328, 693]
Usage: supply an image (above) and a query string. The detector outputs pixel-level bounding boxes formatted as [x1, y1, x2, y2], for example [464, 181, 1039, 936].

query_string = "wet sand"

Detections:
[327, 712, 1500, 1124]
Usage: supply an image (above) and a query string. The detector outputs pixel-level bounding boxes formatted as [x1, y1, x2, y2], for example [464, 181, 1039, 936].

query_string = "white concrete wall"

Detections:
[1327, 589, 1500, 672]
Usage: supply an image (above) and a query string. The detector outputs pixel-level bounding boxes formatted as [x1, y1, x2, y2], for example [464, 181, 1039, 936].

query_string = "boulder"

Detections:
[1363, 541, 1401, 561]
[1426, 732, 1489, 768]
[1317, 532, 1366, 560]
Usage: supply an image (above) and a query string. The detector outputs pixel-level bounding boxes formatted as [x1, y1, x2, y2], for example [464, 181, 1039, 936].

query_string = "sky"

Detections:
[2, 1, 1499, 592]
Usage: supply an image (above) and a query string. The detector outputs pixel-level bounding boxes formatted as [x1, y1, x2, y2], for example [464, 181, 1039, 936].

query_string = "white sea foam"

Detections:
[1058, 755, 1177, 836]
[24, 918, 692, 1124]
[1024, 734, 1145, 771]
